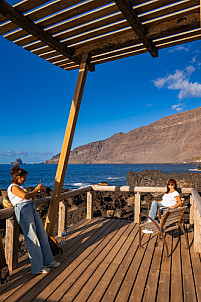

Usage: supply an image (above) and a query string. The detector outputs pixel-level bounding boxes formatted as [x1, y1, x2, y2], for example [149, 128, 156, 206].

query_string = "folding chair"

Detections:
[139, 206, 188, 257]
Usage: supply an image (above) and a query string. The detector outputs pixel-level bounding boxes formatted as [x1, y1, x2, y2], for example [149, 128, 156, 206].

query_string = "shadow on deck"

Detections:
[0, 218, 200, 302]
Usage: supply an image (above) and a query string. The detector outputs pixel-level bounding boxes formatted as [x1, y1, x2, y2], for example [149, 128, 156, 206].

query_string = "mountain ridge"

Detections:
[45, 107, 201, 164]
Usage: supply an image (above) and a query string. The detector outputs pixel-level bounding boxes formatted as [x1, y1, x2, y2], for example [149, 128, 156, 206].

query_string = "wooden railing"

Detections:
[191, 189, 201, 252]
[0, 186, 92, 271]
[0, 185, 196, 271]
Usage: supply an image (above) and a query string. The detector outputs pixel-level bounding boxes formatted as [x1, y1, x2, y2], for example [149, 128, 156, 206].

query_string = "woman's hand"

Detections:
[35, 183, 43, 192]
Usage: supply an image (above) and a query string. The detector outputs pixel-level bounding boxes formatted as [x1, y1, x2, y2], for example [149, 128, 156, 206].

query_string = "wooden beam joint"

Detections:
[81, 52, 95, 72]
[114, 0, 158, 57]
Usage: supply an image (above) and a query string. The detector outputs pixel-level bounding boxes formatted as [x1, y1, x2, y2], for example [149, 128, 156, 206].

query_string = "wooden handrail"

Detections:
[191, 188, 201, 217]
[0, 197, 50, 220]
[191, 189, 201, 252]
[0, 186, 93, 221]
[92, 185, 193, 193]
[0, 185, 193, 221]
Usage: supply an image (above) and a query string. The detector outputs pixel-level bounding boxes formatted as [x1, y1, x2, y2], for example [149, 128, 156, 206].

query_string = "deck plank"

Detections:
[32, 218, 122, 301]
[170, 230, 183, 302]
[156, 233, 172, 302]
[3, 217, 106, 302]
[0, 220, 200, 302]
[142, 235, 164, 302]
[181, 226, 197, 302]
[72, 222, 137, 302]
[48, 219, 127, 301]
[129, 234, 157, 301]
[114, 233, 151, 302]
[188, 226, 201, 302]
[25, 218, 117, 301]
[100, 224, 139, 301]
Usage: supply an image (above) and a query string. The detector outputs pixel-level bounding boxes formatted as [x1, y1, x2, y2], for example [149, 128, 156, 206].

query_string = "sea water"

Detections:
[0, 163, 200, 190]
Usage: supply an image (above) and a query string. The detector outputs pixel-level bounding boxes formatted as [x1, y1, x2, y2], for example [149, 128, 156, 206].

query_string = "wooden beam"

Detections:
[73, 12, 199, 58]
[114, 0, 158, 58]
[0, 0, 95, 71]
[45, 54, 89, 236]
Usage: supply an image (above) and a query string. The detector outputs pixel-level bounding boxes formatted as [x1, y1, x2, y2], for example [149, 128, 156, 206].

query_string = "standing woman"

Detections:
[7, 165, 60, 274]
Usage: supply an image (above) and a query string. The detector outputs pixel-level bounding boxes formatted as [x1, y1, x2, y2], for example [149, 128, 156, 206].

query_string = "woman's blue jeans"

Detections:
[148, 200, 167, 222]
[14, 201, 54, 274]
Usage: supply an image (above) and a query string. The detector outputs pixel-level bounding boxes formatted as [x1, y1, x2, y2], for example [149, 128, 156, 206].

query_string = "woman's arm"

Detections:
[11, 184, 43, 200]
[172, 195, 183, 208]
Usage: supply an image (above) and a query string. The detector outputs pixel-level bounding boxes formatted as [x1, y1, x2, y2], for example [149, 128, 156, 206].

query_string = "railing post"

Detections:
[134, 192, 141, 223]
[5, 217, 19, 271]
[194, 204, 201, 252]
[190, 194, 194, 225]
[87, 191, 93, 219]
[58, 200, 68, 238]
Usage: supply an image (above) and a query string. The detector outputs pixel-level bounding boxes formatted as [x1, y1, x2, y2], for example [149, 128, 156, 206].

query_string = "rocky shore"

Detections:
[127, 169, 201, 190]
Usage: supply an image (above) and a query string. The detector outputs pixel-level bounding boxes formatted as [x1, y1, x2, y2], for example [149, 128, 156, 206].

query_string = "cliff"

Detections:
[45, 107, 201, 164]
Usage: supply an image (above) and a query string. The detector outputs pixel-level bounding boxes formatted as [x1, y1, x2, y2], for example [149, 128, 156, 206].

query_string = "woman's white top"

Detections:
[161, 190, 179, 207]
[7, 184, 31, 206]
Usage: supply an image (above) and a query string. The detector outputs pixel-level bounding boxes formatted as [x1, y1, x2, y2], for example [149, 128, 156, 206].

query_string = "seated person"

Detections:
[143, 179, 182, 234]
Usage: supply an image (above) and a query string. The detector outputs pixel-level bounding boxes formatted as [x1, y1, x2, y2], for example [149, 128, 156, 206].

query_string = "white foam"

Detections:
[72, 182, 91, 188]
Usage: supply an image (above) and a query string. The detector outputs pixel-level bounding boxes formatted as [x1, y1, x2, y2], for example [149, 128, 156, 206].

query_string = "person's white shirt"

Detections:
[7, 184, 31, 206]
[161, 191, 179, 207]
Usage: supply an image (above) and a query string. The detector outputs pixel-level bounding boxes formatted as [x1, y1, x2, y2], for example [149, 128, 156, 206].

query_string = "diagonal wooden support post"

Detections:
[45, 54, 90, 236]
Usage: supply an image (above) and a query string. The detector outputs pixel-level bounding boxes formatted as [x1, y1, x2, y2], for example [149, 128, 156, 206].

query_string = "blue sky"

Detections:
[0, 28, 201, 163]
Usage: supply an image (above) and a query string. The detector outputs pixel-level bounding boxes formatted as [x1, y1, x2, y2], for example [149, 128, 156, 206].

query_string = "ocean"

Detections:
[0, 163, 200, 190]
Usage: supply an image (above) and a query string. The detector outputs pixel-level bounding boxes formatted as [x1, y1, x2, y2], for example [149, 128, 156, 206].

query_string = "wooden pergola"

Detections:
[0, 0, 200, 235]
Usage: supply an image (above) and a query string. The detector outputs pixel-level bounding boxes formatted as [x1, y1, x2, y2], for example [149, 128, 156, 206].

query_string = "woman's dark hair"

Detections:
[10, 165, 28, 184]
[166, 178, 177, 193]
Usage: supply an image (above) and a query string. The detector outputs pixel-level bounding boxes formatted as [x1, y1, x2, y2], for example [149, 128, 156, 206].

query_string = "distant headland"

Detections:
[45, 107, 201, 165]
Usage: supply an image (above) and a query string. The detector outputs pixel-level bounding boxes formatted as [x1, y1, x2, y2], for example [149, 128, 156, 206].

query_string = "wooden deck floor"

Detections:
[0, 218, 201, 302]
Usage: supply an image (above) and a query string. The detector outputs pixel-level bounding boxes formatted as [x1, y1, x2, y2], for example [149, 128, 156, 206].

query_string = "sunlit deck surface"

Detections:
[0, 217, 200, 302]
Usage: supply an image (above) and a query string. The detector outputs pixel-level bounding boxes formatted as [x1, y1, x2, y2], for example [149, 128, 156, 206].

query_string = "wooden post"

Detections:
[194, 205, 201, 252]
[5, 217, 19, 271]
[190, 194, 194, 225]
[134, 192, 141, 223]
[58, 200, 68, 238]
[45, 55, 90, 236]
[0, 231, 7, 269]
[87, 191, 93, 219]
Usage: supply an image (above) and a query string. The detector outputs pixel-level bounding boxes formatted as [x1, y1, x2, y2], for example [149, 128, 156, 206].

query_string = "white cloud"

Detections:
[190, 56, 197, 64]
[0, 151, 52, 157]
[169, 45, 190, 53]
[172, 103, 184, 112]
[0, 151, 28, 157]
[185, 65, 196, 76]
[146, 104, 153, 107]
[153, 66, 201, 100]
